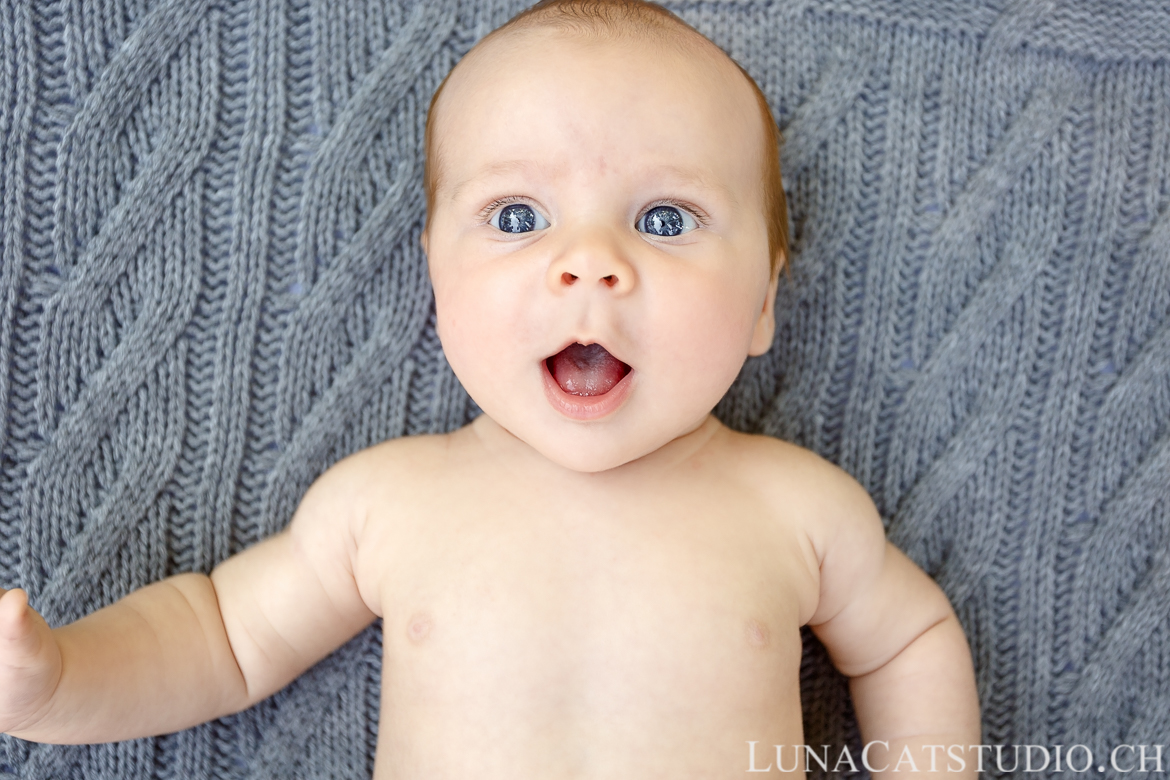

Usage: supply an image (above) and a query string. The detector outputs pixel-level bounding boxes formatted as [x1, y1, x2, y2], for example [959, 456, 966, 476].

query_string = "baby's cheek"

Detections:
[433, 289, 488, 386]
[674, 285, 756, 357]
[435, 277, 533, 391]
[436, 275, 499, 343]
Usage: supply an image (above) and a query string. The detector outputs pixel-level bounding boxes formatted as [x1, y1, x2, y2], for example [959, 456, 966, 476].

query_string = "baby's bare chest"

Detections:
[356, 473, 814, 774]
[367, 469, 813, 648]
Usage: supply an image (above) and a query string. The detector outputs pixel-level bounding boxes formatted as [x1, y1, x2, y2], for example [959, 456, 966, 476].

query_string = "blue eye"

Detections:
[637, 205, 697, 237]
[491, 203, 549, 234]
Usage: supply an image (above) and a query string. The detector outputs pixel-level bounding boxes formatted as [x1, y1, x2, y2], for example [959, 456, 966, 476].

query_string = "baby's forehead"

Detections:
[445, 41, 756, 166]
[467, 19, 731, 84]
[437, 24, 752, 137]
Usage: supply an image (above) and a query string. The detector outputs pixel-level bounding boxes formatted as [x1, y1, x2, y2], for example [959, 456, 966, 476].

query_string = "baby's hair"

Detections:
[423, 0, 789, 277]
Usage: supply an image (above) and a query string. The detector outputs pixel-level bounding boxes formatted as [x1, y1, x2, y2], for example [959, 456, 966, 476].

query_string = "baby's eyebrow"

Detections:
[449, 159, 549, 202]
[651, 165, 737, 203]
[448, 159, 736, 204]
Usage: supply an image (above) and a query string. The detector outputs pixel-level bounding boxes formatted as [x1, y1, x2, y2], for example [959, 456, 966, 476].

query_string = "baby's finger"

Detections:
[0, 588, 34, 644]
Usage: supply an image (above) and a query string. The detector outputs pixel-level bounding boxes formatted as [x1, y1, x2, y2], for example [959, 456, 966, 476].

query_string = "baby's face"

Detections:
[425, 29, 777, 473]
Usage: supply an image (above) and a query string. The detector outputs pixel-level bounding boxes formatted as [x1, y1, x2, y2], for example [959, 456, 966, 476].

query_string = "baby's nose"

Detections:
[547, 234, 635, 295]
[559, 270, 619, 288]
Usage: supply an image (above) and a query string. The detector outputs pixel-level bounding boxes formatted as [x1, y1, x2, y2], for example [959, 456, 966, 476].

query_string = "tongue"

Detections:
[550, 343, 629, 396]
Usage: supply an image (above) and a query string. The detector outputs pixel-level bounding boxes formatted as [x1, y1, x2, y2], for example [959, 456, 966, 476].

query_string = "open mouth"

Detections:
[545, 342, 632, 397]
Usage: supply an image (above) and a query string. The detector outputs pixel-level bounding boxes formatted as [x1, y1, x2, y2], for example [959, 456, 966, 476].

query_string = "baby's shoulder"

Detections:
[718, 429, 857, 495]
[310, 430, 458, 503]
[717, 429, 882, 544]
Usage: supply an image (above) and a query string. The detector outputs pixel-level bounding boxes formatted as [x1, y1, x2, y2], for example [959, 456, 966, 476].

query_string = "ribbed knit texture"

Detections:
[1, 1, 1167, 777]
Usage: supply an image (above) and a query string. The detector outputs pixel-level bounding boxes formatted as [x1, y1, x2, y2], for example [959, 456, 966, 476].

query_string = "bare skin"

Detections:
[0, 25, 980, 779]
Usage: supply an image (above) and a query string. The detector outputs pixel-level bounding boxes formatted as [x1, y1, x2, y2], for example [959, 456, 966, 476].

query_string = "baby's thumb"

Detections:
[0, 589, 40, 650]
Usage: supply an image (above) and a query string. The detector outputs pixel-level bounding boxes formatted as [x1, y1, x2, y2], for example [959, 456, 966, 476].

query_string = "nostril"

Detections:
[602, 275, 617, 287]
[562, 272, 578, 285]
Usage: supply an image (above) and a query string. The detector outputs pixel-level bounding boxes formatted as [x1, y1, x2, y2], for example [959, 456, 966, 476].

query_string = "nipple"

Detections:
[406, 613, 432, 643]
[745, 618, 771, 649]
[548, 343, 630, 396]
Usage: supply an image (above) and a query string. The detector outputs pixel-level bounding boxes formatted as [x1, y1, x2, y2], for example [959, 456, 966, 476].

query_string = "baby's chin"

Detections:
[485, 405, 705, 475]
[529, 434, 655, 474]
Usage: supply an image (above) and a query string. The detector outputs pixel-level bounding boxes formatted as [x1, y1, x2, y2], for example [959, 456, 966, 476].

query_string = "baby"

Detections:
[0, 1, 980, 776]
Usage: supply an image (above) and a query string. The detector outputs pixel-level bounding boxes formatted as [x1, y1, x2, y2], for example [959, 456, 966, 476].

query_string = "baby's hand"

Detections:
[0, 587, 63, 736]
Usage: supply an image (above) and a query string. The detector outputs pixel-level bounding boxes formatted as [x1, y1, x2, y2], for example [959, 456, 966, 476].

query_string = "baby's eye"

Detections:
[490, 203, 550, 234]
[636, 205, 697, 237]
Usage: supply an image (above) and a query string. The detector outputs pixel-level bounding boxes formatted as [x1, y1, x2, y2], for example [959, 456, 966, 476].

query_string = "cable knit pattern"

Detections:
[1, 1, 1167, 777]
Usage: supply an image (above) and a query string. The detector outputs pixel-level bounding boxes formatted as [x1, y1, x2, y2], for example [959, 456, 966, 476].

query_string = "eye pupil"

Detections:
[498, 203, 536, 233]
[644, 206, 684, 237]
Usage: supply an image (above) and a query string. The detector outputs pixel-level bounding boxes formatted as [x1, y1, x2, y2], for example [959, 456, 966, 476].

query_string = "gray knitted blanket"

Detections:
[2, 0, 1168, 777]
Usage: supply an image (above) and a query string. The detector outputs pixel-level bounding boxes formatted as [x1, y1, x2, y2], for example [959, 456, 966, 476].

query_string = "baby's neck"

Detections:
[468, 412, 723, 491]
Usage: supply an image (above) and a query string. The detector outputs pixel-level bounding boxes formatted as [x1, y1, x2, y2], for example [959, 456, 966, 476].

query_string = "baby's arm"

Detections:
[0, 459, 377, 743]
[806, 472, 980, 778]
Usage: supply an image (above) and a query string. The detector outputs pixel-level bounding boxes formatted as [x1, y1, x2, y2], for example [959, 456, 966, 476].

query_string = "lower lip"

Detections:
[541, 359, 635, 421]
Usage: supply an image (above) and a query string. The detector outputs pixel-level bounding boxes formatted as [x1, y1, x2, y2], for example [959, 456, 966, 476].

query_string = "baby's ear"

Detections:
[419, 230, 429, 255]
[747, 270, 779, 357]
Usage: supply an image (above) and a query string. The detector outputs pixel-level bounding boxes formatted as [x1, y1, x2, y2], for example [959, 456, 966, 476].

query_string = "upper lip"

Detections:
[544, 338, 633, 370]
